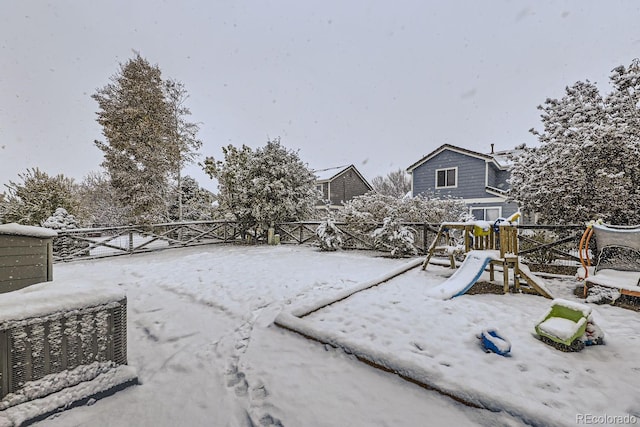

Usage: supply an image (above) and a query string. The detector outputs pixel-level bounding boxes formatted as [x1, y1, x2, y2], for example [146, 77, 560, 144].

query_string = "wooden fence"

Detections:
[275, 221, 441, 253]
[52, 221, 243, 261]
[51, 221, 587, 270]
[516, 224, 585, 267]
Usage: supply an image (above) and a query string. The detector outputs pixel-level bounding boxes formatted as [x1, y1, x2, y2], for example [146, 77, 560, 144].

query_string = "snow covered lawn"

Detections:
[33, 245, 640, 426]
[280, 266, 640, 426]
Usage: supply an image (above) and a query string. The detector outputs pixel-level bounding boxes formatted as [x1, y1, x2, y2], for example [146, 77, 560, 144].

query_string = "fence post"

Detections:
[128, 227, 134, 254]
[422, 224, 427, 253]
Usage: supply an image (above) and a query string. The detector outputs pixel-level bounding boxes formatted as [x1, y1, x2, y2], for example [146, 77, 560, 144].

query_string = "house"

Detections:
[406, 144, 521, 221]
[314, 165, 373, 208]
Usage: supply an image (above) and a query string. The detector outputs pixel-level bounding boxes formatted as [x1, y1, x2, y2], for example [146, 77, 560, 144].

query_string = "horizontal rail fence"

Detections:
[53, 221, 442, 261]
[516, 224, 584, 268]
[275, 221, 441, 253]
[53, 221, 242, 261]
[52, 220, 586, 271]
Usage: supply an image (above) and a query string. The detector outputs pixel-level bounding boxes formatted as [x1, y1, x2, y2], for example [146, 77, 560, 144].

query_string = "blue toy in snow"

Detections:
[479, 328, 511, 356]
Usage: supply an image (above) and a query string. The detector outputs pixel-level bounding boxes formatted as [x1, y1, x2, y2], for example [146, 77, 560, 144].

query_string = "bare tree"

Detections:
[371, 169, 411, 198]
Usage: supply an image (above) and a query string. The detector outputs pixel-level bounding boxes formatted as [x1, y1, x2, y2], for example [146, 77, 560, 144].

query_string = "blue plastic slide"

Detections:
[427, 250, 498, 299]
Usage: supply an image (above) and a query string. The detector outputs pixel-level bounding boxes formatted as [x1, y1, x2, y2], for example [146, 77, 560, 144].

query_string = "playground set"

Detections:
[421, 216, 613, 353]
[422, 215, 553, 300]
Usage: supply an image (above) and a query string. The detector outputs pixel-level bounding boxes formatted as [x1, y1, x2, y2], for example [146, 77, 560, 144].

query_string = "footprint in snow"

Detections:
[227, 369, 248, 397]
[258, 414, 284, 427]
[251, 382, 268, 400]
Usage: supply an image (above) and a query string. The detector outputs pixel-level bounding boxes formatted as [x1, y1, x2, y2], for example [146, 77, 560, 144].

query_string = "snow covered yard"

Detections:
[30, 244, 640, 426]
[283, 267, 640, 426]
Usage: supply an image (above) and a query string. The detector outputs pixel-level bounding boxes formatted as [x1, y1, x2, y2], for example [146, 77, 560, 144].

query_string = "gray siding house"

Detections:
[406, 144, 520, 221]
[314, 165, 373, 208]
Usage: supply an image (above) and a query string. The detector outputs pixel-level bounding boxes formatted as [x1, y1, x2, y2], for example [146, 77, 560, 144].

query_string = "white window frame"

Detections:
[470, 206, 502, 221]
[435, 167, 458, 189]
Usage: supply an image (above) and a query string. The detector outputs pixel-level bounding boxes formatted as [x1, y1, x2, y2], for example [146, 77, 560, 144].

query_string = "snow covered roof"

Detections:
[0, 223, 58, 238]
[492, 148, 525, 168]
[313, 165, 351, 182]
[313, 165, 373, 190]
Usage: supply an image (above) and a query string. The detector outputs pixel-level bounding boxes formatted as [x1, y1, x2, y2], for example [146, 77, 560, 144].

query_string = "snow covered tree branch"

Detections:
[510, 59, 640, 225]
[0, 168, 78, 226]
[203, 138, 319, 239]
[93, 53, 201, 224]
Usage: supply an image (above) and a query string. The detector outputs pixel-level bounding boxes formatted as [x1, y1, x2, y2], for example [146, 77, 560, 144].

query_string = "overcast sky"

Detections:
[2, 1, 640, 192]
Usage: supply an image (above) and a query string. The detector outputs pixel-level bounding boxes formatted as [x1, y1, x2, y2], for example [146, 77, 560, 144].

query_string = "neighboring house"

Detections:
[314, 165, 373, 208]
[406, 144, 521, 222]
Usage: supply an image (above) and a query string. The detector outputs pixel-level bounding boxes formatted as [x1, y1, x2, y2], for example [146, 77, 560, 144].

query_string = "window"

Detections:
[435, 167, 457, 188]
[471, 207, 501, 221]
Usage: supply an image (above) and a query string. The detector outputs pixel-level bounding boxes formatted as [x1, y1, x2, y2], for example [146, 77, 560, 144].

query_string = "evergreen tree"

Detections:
[0, 168, 78, 225]
[42, 207, 79, 230]
[510, 59, 640, 225]
[203, 138, 318, 237]
[371, 169, 411, 198]
[43, 207, 91, 258]
[93, 53, 200, 223]
[167, 176, 215, 221]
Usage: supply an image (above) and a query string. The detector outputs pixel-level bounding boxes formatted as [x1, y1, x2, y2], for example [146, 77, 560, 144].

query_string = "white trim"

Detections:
[470, 206, 503, 221]
[435, 166, 458, 189]
[410, 170, 414, 196]
[314, 204, 345, 211]
[485, 186, 508, 197]
[462, 197, 508, 204]
[485, 165, 489, 189]
[407, 145, 493, 172]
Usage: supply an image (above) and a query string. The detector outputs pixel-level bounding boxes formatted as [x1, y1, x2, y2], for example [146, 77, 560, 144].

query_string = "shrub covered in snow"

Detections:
[341, 192, 467, 232]
[316, 211, 344, 251]
[42, 207, 79, 230]
[372, 216, 417, 258]
[43, 207, 89, 258]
